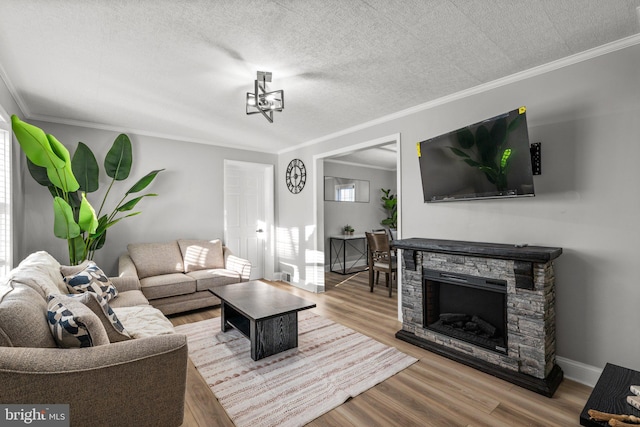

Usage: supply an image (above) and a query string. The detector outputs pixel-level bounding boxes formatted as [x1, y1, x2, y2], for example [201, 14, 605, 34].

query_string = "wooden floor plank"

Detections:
[172, 272, 590, 427]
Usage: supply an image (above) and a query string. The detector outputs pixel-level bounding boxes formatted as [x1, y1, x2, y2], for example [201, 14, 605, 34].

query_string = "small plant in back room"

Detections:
[343, 224, 354, 235]
[12, 115, 164, 265]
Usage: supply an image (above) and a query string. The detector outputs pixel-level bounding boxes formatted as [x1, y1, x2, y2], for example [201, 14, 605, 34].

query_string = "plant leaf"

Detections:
[478, 166, 498, 181]
[26, 158, 53, 187]
[11, 115, 66, 169]
[52, 197, 80, 239]
[72, 142, 100, 193]
[126, 169, 164, 194]
[105, 134, 132, 180]
[449, 147, 470, 158]
[117, 194, 157, 212]
[475, 125, 496, 164]
[490, 118, 508, 150]
[456, 128, 475, 149]
[45, 134, 80, 192]
[78, 193, 99, 234]
[91, 231, 107, 252]
[500, 149, 512, 170]
[69, 236, 86, 265]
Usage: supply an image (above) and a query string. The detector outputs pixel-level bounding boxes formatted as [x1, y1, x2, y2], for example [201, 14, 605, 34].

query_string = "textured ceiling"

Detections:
[1, 0, 639, 154]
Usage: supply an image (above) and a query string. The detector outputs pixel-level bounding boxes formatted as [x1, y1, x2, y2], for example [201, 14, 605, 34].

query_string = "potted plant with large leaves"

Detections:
[12, 115, 163, 265]
[380, 188, 397, 237]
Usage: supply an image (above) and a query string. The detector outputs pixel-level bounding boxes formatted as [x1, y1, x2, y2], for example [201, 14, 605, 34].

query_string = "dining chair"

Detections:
[365, 231, 396, 297]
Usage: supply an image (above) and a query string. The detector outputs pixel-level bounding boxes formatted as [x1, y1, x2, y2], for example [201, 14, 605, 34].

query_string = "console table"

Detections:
[329, 234, 368, 275]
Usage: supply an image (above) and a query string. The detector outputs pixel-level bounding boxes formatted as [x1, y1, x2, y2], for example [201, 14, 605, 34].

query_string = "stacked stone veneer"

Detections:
[401, 251, 556, 380]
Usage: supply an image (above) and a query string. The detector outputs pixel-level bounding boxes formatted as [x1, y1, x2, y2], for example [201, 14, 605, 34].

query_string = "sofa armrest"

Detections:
[117, 253, 141, 291]
[110, 275, 141, 292]
[0, 333, 188, 427]
[225, 254, 252, 281]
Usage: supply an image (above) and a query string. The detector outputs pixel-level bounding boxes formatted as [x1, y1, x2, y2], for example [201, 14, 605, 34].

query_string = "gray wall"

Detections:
[277, 42, 640, 379]
[16, 120, 277, 276]
[323, 161, 396, 266]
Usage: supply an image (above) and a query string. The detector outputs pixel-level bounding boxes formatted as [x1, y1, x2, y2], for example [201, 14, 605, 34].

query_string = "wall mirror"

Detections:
[324, 176, 370, 202]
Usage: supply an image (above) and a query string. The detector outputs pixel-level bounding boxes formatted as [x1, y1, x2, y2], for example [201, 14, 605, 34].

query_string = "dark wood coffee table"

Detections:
[209, 281, 316, 361]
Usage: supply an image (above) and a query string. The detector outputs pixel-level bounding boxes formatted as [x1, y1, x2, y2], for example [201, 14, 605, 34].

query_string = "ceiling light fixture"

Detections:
[246, 71, 284, 123]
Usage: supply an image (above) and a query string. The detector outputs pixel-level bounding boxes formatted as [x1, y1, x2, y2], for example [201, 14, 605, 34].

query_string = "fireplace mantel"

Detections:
[392, 238, 562, 263]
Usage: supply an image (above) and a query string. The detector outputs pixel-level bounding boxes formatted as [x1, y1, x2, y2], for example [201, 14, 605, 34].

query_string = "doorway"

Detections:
[312, 133, 402, 317]
[223, 160, 275, 280]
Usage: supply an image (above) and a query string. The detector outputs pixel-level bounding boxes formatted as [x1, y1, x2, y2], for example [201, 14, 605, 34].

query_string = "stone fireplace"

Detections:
[393, 238, 563, 397]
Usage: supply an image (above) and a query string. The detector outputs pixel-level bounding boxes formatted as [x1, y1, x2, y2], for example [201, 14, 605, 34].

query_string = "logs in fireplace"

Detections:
[423, 269, 508, 354]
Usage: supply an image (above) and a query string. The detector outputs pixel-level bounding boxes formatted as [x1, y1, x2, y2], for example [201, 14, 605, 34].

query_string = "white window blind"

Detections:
[0, 119, 11, 276]
[335, 184, 355, 202]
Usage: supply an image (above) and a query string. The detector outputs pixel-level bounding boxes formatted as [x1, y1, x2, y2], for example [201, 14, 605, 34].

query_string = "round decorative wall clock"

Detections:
[286, 158, 306, 194]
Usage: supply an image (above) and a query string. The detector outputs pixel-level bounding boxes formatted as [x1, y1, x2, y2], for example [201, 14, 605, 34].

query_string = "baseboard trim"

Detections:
[556, 356, 602, 388]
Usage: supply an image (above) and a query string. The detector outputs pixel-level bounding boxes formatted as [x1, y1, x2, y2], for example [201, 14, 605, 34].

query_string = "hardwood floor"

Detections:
[170, 272, 592, 427]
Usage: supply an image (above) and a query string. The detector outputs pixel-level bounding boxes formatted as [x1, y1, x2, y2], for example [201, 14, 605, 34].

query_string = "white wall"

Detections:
[17, 121, 277, 276]
[277, 41, 640, 380]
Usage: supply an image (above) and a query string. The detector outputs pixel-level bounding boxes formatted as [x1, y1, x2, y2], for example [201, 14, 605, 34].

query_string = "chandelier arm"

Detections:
[258, 107, 274, 123]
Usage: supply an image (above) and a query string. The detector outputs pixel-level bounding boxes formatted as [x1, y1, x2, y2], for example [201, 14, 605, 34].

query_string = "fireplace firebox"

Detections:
[423, 269, 507, 354]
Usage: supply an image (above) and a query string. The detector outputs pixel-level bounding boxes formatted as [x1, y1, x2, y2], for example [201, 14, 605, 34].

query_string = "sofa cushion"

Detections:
[112, 305, 175, 338]
[140, 274, 196, 300]
[75, 292, 131, 343]
[109, 290, 150, 308]
[178, 239, 224, 273]
[47, 294, 110, 348]
[128, 242, 185, 279]
[8, 251, 68, 297]
[0, 281, 57, 348]
[186, 269, 242, 291]
[61, 261, 118, 301]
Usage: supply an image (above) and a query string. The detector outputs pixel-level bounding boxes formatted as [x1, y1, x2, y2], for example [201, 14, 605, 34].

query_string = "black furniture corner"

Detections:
[580, 363, 640, 426]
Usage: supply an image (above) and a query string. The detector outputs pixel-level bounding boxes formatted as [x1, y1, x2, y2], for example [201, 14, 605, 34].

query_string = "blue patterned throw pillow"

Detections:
[47, 294, 110, 348]
[61, 261, 118, 301]
[80, 292, 131, 343]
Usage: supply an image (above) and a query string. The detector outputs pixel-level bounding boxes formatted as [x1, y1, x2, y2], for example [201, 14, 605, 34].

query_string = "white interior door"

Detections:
[224, 160, 274, 280]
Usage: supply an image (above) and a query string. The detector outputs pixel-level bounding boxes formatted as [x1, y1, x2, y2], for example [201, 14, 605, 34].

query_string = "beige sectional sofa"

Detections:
[120, 239, 251, 315]
[0, 251, 188, 427]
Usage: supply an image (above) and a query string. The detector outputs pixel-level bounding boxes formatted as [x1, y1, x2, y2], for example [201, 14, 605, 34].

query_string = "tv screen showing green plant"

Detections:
[418, 107, 535, 203]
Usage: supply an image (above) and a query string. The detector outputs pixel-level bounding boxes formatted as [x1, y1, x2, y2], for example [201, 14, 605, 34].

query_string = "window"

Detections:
[0, 113, 11, 276]
[335, 184, 355, 202]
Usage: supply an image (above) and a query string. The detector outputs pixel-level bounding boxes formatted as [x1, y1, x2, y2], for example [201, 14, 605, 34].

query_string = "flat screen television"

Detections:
[418, 106, 535, 203]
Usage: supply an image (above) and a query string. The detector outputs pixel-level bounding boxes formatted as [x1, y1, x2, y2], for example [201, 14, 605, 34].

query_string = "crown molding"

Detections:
[280, 33, 640, 155]
[0, 60, 28, 119]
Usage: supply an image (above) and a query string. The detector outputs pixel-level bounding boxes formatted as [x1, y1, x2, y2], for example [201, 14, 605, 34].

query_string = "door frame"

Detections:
[223, 160, 275, 281]
[312, 133, 402, 318]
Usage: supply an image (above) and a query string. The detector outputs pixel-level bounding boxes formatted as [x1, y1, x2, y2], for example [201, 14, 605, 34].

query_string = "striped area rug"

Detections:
[174, 310, 417, 427]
